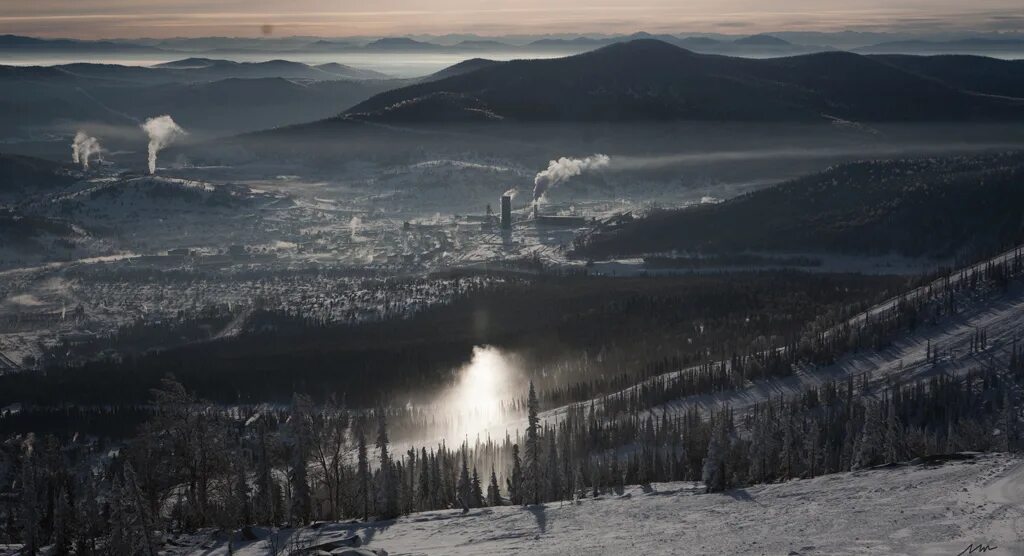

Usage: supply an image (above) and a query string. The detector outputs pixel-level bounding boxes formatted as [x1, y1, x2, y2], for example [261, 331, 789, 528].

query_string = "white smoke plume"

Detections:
[141, 115, 186, 174]
[503, 187, 518, 199]
[71, 131, 102, 169]
[532, 154, 610, 201]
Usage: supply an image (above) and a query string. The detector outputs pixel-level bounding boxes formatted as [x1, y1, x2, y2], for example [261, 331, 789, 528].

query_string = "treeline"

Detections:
[2, 349, 1021, 556]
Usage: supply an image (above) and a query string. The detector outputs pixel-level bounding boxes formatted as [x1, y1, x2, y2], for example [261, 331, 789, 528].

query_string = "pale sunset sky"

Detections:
[1, 0, 1021, 38]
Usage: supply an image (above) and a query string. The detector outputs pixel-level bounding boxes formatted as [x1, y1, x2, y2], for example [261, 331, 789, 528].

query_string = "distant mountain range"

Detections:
[0, 52, 511, 147]
[0, 58, 407, 138]
[517, 32, 827, 55]
[0, 34, 166, 54]
[4, 32, 1023, 58]
[51, 57, 388, 83]
[339, 40, 1024, 124]
[4, 39, 1023, 157]
[855, 38, 1024, 55]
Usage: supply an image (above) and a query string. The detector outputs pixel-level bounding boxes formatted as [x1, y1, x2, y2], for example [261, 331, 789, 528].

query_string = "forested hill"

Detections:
[340, 39, 1024, 124]
[575, 152, 1024, 260]
[0, 153, 76, 194]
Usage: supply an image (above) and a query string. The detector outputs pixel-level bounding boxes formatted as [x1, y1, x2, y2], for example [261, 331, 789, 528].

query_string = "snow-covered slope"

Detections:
[160, 454, 1022, 556]
[633, 279, 1024, 422]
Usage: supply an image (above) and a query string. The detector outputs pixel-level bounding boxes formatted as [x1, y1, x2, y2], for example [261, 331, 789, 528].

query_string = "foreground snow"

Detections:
[167, 453, 1024, 556]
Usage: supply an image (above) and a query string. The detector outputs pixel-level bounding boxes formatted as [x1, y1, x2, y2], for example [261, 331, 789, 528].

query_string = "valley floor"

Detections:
[164, 453, 1024, 556]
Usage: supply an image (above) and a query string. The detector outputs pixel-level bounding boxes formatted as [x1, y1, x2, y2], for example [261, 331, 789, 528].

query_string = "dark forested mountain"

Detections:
[0, 207, 94, 260]
[0, 62, 403, 136]
[524, 32, 822, 56]
[87, 78, 400, 133]
[869, 55, 1024, 99]
[0, 153, 76, 196]
[342, 40, 1024, 124]
[419, 58, 500, 82]
[575, 152, 1024, 260]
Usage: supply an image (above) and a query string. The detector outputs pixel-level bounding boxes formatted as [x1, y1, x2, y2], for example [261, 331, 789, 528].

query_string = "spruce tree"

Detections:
[1003, 388, 1017, 452]
[289, 445, 311, 526]
[254, 422, 276, 526]
[854, 402, 884, 469]
[122, 463, 158, 556]
[611, 456, 625, 496]
[702, 416, 728, 493]
[355, 418, 370, 521]
[524, 382, 542, 505]
[884, 401, 903, 464]
[375, 411, 399, 519]
[430, 450, 443, 509]
[545, 433, 561, 502]
[456, 450, 471, 513]
[508, 444, 523, 505]
[231, 455, 251, 527]
[418, 447, 431, 509]
[471, 467, 485, 508]
[487, 467, 502, 506]
[52, 487, 71, 556]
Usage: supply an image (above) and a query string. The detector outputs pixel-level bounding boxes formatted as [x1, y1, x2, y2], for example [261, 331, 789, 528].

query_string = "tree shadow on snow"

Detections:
[527, 505, 547, 534]
[358, 518, 396, 544]
[726, 488, 758, 503]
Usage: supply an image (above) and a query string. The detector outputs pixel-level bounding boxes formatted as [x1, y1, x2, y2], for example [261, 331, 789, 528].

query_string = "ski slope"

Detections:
[161, 453, 1022, 556]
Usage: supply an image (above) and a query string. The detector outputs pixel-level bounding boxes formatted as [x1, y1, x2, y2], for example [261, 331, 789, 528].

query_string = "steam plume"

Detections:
[71, 131, 102, 169]
[533, 154, 610, 201]
[503, 187, 518, 199]
[141, 115, 186, 174]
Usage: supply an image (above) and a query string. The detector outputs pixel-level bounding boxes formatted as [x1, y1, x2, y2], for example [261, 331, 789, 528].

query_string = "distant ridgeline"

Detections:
[340, 39, 1024, 124]
[575, 152, 1024, 261]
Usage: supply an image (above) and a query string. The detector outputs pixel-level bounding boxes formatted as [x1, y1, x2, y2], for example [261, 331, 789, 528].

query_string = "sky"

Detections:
[1, 0, 1022, 39]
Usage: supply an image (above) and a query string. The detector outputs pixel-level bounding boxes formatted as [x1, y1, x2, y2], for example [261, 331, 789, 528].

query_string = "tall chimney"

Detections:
[500, 195, 512, 229]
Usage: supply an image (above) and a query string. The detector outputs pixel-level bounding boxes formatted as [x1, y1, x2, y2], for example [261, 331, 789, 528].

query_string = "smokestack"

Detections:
[141, 115, 186, 175]
[500, 195, 512, 229]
